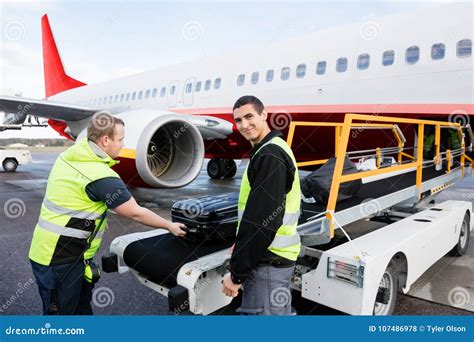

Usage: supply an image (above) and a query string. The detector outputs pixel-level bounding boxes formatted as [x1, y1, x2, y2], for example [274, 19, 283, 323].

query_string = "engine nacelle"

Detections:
[116, 110, 205, 188]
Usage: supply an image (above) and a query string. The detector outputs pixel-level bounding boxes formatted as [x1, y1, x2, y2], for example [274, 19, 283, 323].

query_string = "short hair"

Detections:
[87, 111, 125, 143]
[233, 95, 264, 114]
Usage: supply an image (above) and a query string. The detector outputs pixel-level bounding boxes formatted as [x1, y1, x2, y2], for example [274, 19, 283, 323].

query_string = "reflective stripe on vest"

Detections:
[38, 217, 92, 239]
[237, 136, 301, 261]
[42, 198, 102, 221]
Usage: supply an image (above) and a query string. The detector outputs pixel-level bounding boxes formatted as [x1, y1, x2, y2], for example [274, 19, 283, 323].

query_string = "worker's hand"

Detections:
[222, 273, 241, 297]
[228, 243, 235, 255]
[168, 222, 187, 237]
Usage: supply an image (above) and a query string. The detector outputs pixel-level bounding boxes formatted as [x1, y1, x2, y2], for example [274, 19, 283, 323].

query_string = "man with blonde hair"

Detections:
[29, 111, 186, 315]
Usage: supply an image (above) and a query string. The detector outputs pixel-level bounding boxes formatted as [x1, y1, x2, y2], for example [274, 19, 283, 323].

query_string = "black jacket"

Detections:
[230, 130, 296, 284]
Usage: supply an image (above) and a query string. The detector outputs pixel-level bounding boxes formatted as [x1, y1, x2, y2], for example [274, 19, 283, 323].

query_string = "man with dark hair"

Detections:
[29, 111, 186, 315]
[222, 95, 301, 315]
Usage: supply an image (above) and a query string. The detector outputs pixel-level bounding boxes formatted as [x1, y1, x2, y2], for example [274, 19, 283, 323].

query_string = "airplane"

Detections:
[0, 2, 472, 189]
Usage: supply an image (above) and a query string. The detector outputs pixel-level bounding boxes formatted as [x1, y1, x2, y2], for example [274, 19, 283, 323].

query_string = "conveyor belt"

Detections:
[299, 165, 446, 222]
[124, 163, 455, 287]
[123, 234, 233, 287]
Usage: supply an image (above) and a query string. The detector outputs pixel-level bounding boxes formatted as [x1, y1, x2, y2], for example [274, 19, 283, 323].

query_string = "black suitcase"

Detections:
[171, 192, 239, 242]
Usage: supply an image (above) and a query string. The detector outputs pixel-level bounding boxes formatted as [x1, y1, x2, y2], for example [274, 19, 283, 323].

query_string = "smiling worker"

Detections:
[222, 95, 301, 315]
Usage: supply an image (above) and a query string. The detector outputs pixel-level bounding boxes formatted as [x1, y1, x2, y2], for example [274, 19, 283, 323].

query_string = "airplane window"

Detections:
[132, 92, 136, 100]
[214, 78, 221, 89]
[237, 74, 245, 86]
[186, 83, 193, 93]
[457, 39, 472, 58]
[160, 87, 166, 97]
[296, 64, 306, 78]
[281, 67, 290, 80]
[126, 93, 130, 101]
[266, 69, 274, 82]
[120, 94, 125, 102]
[431, 43, 445, 60]
[114, 95, 119, 103]
[109, 96, 113, 104]
[138, 91, 143, 99]
[316, 61, 326, 75]
[152, 88, 158, 97]
[93, 99, 97, 105]
[251, 72, 259, 84]
[98, 98, 102, 105]
[382, 50, 394, 66]
[357, 54, 370, 70]
[170, 86, 176, 95]
[405, 46, 419, 64]
[145, 89, 150, 98]
[205, 80, 211, 90]
[195, 81, 201, 92]
[336, 57, 348, 72]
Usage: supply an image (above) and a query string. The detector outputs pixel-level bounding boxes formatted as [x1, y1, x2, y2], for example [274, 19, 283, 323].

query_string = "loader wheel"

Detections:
[448, 213, 470, 256]
[373, 264, 398, 316]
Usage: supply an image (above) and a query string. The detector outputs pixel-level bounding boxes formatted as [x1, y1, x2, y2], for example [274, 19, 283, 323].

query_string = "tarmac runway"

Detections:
[0, 152, 472, 315]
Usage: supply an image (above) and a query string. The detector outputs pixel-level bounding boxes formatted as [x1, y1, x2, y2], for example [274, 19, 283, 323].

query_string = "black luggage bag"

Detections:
[301, 157, 361, 203]
[171, 192, 239, 242]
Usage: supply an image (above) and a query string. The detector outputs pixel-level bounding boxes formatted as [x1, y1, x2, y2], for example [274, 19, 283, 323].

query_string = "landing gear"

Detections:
[207, 159, 237, 179]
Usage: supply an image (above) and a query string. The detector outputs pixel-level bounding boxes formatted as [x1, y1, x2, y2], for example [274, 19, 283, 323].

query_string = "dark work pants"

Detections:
[30, 259, 94, 315]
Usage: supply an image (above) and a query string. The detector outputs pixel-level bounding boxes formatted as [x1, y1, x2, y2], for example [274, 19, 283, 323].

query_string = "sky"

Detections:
[0, 0, 460, 138]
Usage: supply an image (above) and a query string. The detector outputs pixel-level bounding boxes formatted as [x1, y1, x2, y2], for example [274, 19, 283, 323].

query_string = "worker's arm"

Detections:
[85, 177, 186, 237]
[229, 146, 295, 284]
[114, 197, 186, 237]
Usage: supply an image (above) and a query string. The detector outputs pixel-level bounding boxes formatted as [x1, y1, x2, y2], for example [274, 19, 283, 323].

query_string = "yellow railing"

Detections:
[286, 114, 470, 240]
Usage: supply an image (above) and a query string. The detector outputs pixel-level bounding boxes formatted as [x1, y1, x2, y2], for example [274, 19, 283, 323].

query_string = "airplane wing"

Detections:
[0, 95, 97, 123]
[0, 95, 234, 139]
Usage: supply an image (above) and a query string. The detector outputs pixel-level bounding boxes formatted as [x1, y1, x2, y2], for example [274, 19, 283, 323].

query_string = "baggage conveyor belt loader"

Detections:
[102, 114, 474, 315]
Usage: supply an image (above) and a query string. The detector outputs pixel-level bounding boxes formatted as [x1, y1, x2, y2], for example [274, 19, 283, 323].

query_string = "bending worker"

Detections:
[222, 95, 301, 315]
[29, 112, 186, 315]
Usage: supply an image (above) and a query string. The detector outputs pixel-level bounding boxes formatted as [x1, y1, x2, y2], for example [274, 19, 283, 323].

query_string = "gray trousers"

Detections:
[236, 264, 295, 315]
